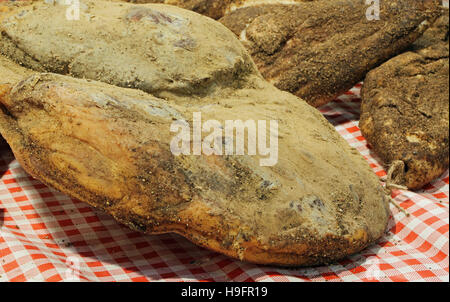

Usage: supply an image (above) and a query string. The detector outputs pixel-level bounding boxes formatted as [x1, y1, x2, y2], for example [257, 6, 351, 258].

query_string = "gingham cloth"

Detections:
[0, 84, 448, 282]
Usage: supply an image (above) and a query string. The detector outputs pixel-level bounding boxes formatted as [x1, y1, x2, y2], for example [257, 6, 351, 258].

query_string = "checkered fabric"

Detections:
[0, 84, 448, 282]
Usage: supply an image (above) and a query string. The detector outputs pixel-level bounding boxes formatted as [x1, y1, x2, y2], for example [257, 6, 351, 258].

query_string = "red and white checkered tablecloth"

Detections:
[0, 84, 448, 282]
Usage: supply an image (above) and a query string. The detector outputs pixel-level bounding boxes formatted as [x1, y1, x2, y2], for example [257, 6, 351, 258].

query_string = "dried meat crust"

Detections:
[117, 0, 312, 20]
[219, 0, 441, 107]
[0, 55, 34, 145]
[360, 12, 449, 190]
[0, 55, 34, 85]
[1, 0, 390, 266]
[0, 72, 391, 266]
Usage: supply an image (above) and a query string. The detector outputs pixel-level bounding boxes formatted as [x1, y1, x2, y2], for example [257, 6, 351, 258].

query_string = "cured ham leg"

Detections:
[0, 0, 390, 265]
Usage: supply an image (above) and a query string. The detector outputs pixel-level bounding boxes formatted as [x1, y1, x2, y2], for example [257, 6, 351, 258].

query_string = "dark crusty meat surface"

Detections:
[360, 11, 449, 190]
[0, 0, 390, 266]
[219, 0, 441, 107]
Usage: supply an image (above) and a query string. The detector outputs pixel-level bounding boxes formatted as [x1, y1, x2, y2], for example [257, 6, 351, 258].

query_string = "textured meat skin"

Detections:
[116, 0, 441, 107]
[0, 55, 34, 145]
[119, 0, 241, 19]
[219, 0, 441, 107]
[0, 55, 33, 85]
[2, 0, 440, 107]
[360, 11, 449, 190]
[118, 0, 313, 20]
[0, 0, 257, 97]
[0, 0, 390, 266]
[0, 73, 391, 266]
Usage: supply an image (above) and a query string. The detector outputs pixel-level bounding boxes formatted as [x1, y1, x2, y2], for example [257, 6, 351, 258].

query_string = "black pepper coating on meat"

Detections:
[220, 0, 441, 107]
[360, 11, 449, 190]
